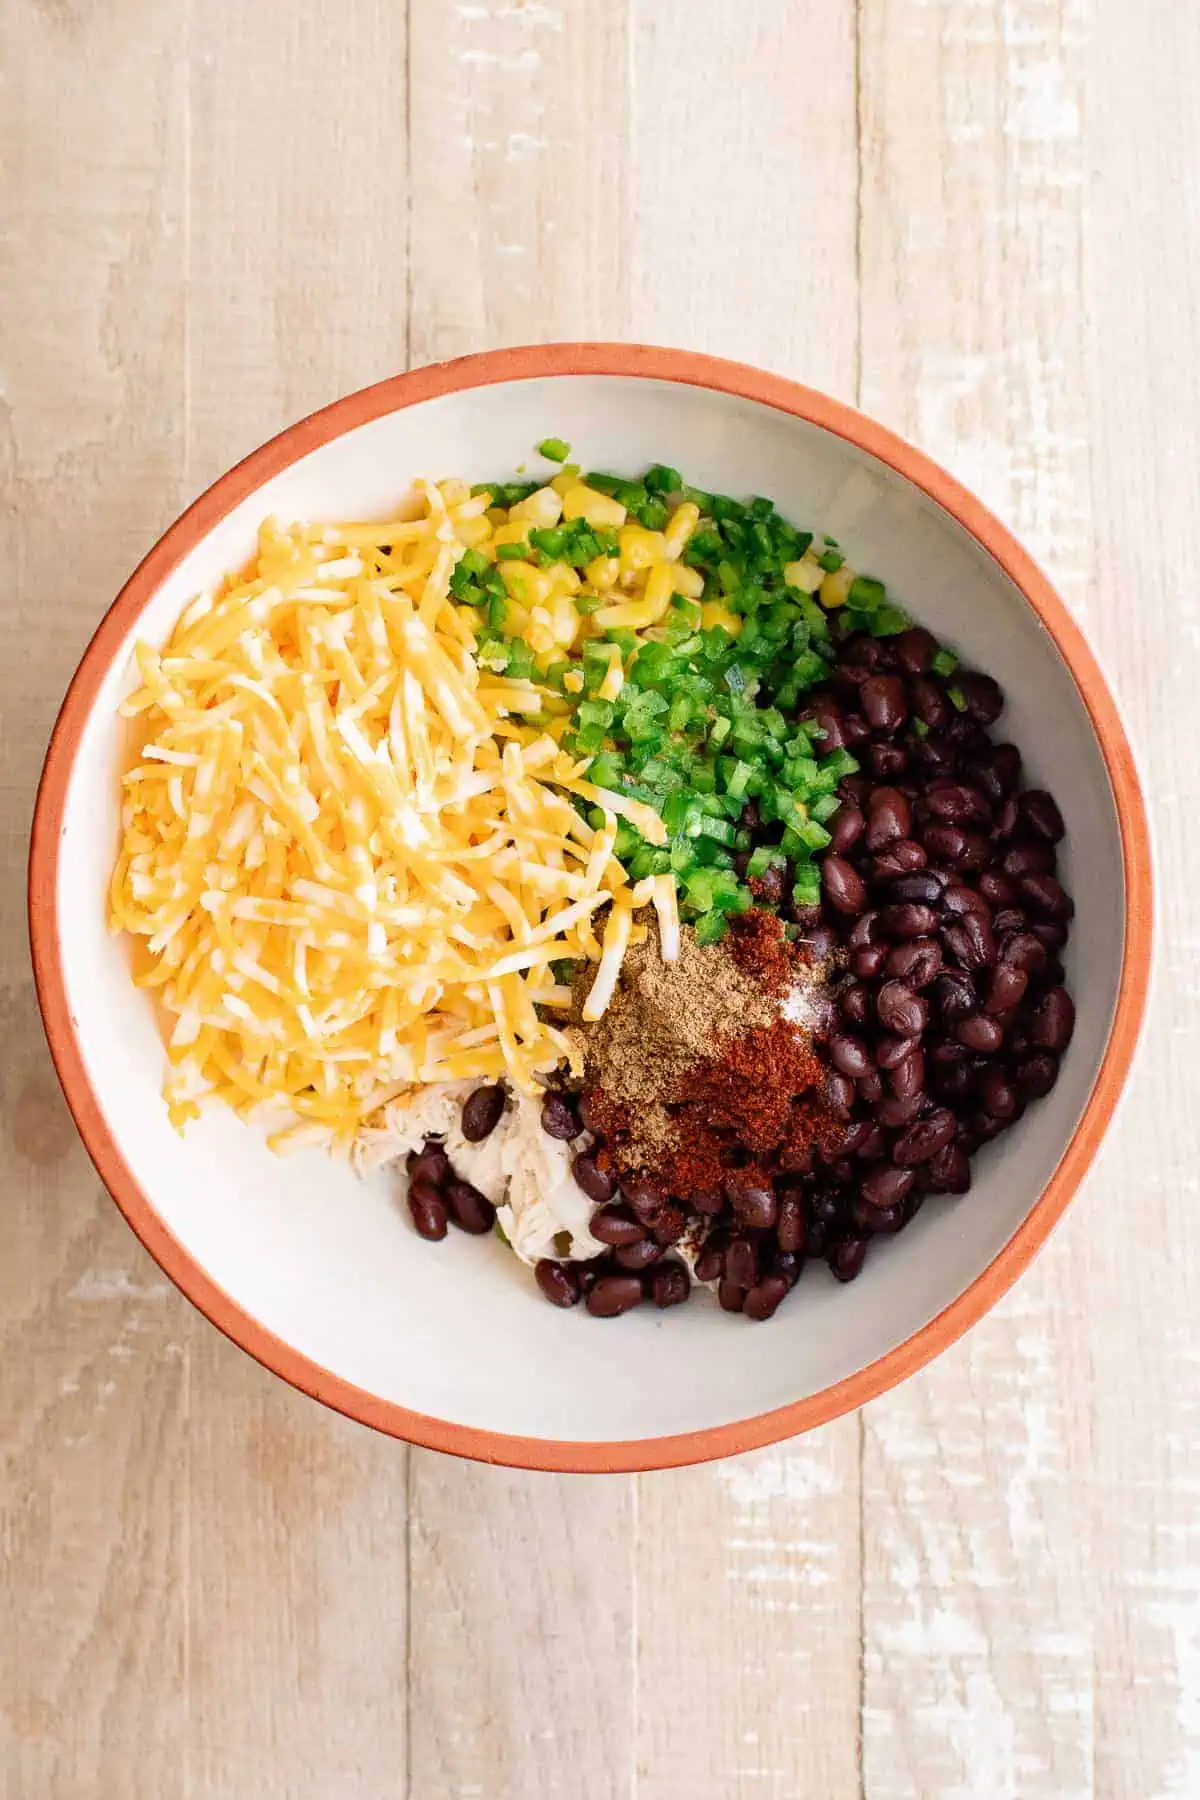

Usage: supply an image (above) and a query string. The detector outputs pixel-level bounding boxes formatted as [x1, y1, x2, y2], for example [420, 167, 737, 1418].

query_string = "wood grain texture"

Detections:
[1083, 5, 1200, 1795]
[182, 7, 412, 1797]
[629, 7, 864, 1797]
[0, 4, 190, 1796]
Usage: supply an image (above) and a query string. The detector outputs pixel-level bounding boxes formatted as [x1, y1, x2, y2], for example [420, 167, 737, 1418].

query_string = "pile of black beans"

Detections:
[403, 623, 1076, 1322]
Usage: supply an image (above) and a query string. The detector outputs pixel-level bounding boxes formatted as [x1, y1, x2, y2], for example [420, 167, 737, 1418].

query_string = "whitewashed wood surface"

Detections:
[2, 2, 1196, 1795]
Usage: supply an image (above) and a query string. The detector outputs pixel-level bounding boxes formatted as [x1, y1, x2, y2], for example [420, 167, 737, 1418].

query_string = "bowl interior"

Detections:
[53, 373, 1123, 1446]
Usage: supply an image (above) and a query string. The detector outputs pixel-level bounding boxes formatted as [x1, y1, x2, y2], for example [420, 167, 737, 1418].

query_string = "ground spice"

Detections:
[575, 917, 773, 1111]
[576, 910, 840, 1204]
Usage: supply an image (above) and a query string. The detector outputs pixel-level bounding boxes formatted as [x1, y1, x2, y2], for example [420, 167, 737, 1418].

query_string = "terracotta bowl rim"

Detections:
[27, 342, 1153, 1472]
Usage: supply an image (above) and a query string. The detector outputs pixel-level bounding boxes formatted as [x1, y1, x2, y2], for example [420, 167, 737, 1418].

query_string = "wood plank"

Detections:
[629, 6, 864, 1798]
[0, 4, 190, 1797]
[857, 4, 1094, 1795]
[404, 6, 637, 1795]
[407, 0, 630, 364]
[181, 7, 412, 1797]
[1084, 6, 1200, 1795]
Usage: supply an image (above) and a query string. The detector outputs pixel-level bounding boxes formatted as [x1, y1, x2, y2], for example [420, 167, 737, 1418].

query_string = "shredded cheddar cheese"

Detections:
[110, 485, 656, 1146]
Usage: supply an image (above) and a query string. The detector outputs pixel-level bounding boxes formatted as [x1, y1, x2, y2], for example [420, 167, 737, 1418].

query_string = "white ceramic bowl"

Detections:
[30, 345, 1152, 1471]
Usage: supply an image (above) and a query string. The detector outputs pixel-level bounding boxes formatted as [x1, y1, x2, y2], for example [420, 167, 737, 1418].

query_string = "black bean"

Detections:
[822, 854, 868, 914]
[1030, 986, 1076, 1051]
[718, 1280, 746, 1313]
[889, 1045, 926, 1099]
[958, 671, 1004, 724]
[858, 1071, 885, 1104]
[955, 1013, 1004, 1053]
[446, 1180, 496, 1235]
[572, 1153, 617, 1204]
[829, 1239, 868, 1282]
[989, 744, 1023, 793]
[590, 1206, 645, 1247]
[942, 882, 989, 918]
[979, 1068, 1019, 1120]
[777, 1194, 807, 1254]
[540, 1090, 581, 1140]
[840, 982, 872, 1026]
[1031, 920, 1069, 952]
[577, 1091, 605, 1135]
[622, 1178, 665, 1221]
[536, 1260, 581, 1308]
[1000, 930, 1048, 974]
[921, 823, 968, 863]
[826, 1070, 857, 1119]
[806, 925, 840, 961]
[744, 1275, 790, 1321]
[875, 1092, 928, 1128]
[852, 1122, 887, 1161]
[979, 869, 1017, 906]
[810, 699, 846, 755]
[887, 937, 942, 988]
[1019, 872, 1075, 921]
[731, 1185, 777, 1230]
[694, 1233, 728, 1284]
[877, 982, 929, 1038]
[994, 796, 1020, 839]
[925, 782, 991, 825]
[911, 676, 950, 727]
[861, 674, 908, 732]
[651, 1262, 690, 1308]
[725, 1235, 761, 1290]
[830, 1032, 873, 1079]
[851, 946, 888, 980]
[587, 1275, 645, 1317]
[1003, 840, 1057, 879]
[461, 1084, 505, 1142]
[1014, 1052, 1060, 1098]
[863, 1164, 916, 1208]
[691, 1187, 725, 1215]
[1020, 790, 1066, 842]
[932, 970, 977, 1021]
[876, 1032, 916, 1070]
[865, 786, 912, 850]
[894, 1109, 958, 1165]
[890, 839, 929, 871]
[943, 913, 996, 970]
[887, 871, 944, 907]
[828, 802, 866, 855]
[409, 1141, 450, 1188]
[985, 963, 1028, 1013]
[895, 626, 938, 674]
[773, 1250, 803, 1288]
[408, 1183, 448, 1241]
[880, 902, 939, 939]
[615, 1238, 664, 1271]
[867, 742, 910, 780]
[927, 1144, 972, 1194]
[992, 908, 1028, 938]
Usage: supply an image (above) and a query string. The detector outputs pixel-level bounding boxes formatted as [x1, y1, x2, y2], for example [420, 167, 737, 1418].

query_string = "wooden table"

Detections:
[3, 3, 1196, 1795]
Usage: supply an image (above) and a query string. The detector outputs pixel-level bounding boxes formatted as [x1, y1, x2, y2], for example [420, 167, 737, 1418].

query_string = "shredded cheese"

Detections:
[111, 490, 662, 1145]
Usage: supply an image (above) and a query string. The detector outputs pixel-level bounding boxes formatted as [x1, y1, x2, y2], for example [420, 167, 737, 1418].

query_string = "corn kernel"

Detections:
[562, 483, 627, 529]
[618, 524, 668, 573]
[493, 520, 532, 549]
[593, 595, 663, 630]
[546, 561, 581, 597]
[509, 485, 563, 528]
[499, 560, 552, 608]
[784, 555, 824, 594]
[670, 563, 704, 599]
[454, 514, 493, 549]
[439, 479, 471, 507]
[551, 594, 581, 647]
[563, 669, 584, 695]
[819, 565, 857, 609]
[663, 500, 700, 561]
[584, 555, 620, 591]
[700, 601, 743, 636]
